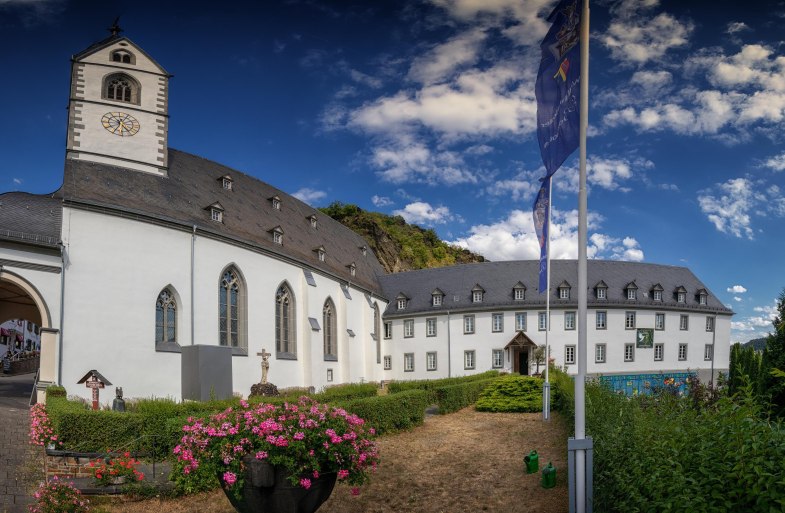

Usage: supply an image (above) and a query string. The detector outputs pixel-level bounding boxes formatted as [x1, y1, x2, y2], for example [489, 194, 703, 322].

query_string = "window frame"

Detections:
[595, 343, 606, 364]
[397, 298, 406, 310]
[678, 343, 688, 361]
[404, 353, 414, 372]
[704, 344, 713, 361]
[625, 311, 636, 330]
[219, 266, 246, 354]
[565, 345, 576, 365]
[403, 319, 414, 338]
[103, 72, 141, 105]
[323, 299, 337, 361]
[432, 294, 442, 307]
[538, 311, 548, 331]
[472, 290, 483, 303]
[464, 350, 476, 370]
[653, 290, 662, 302]
[155, 287, 178, 351]
[705, 316, 715, 332]
[564, 311, 576, 330]
[515, 312, 527, 331]
[627, 288, 637, 300]
[680, 314, 689, 331]
[426, 317, 437, 337]
[383, 321, 392, 339]
[426, 351, 438, 371]
[463, 314, 475, 334]
[275, 283, 297, 359]
[492, 313, 504, 333]
[655, 313, 665, 331]
[514, 288, 525, 301]
[596, 310, 607, 330]
[654, 343, 664, 361]
[559, 287, 570, 300]
[492, 349, 503, 368]
[383, 355, 392, 370]
[624, 343, 635, 362]
[596, 287, 607, 300]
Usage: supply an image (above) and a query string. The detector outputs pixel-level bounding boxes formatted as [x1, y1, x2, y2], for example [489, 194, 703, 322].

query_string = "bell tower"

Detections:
[66, 21, 170, 176]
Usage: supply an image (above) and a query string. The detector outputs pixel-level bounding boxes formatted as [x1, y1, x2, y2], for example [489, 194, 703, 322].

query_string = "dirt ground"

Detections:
[99, 407, 570, 513]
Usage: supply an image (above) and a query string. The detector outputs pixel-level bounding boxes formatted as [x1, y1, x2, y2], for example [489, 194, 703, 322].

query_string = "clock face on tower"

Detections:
[101, 112, 141, 137]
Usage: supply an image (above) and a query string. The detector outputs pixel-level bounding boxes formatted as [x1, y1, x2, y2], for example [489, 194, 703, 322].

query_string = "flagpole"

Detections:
[574, 0, 590, 511]
[543, 176, 552, 421]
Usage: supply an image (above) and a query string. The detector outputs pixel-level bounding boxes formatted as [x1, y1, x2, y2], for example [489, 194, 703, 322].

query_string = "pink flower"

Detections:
[223, 471, 237, 486]
[338, 469, 349, 480]
[300, 478, 311, 489]
[351, 487, 360, 496]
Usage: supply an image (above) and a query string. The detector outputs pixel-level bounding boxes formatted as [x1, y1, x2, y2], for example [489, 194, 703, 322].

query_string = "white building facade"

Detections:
[0, 30, 732, 403]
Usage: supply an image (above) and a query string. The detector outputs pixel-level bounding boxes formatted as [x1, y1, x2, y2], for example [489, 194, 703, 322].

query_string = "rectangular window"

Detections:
[397, 298, 406, 310]
[704, 344, 713, 360]
[678, 343, 688, 361]
[627, 289, 637, 300]
[492, 349, 503, 368]
[653, 290, 662, 301]
[700, 295, 707, 305]
[624, 343, 635, 362]
[211, 209, 222, 222]
[625, 311, 636, 329]
[404, 319, 414, 338]
[472, 291, 483, 303]
[655, 313, 665, 330]
[515, 312, 527, 331]
[273, 231, 282, 245]
[595, 343, 606, 364]
[705, 316, 715, 332]
[464, 315, 475, 334]
[654, 343, 664, 361]
[383, 355, 391, 370]
[564, 311, 576, 330]
[596, 311, 607, 329]
[538, 311, 547, 331]
[384, 322, 392, 339]
[432, 294, 442, 306]
[565, 345, 576, 365]
[559, 288, 570, 299]
[677, 292, 686, 303]
[514, 288, 525, 300]
[680, 315, 689, 331]
[426, 351, 437, 371]
[464, 350, 476, 370]
[426, 318, 437, 337]
[492, 313, 503, 333]
[326, 369, 333, 382]
[404, 353, 414, 372]
[596, 288, 606, 300]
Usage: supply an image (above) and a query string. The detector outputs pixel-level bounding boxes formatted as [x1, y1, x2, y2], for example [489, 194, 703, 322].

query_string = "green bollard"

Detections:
[541, 461, 556, 488]
[523, 450, 539, 474]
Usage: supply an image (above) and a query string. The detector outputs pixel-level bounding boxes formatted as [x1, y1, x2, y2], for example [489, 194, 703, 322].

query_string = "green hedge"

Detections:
[474, 375, 543, 412]
[337, 390, 430, 434]
[387, 371, 500, 399]
[435, 378, 499, 414]
[313, 382, 378, 402]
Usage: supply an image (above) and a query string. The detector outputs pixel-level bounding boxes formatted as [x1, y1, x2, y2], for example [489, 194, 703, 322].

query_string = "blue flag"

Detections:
[535, 0, 581, 177]
[533, 177, 551, 293]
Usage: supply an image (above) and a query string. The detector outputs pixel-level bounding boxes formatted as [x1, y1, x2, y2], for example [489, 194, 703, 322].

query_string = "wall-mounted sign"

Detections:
[636, 328, 654, 348]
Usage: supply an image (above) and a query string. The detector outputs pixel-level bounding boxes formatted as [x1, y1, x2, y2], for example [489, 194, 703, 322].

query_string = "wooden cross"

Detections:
[257, 348, 271, 384]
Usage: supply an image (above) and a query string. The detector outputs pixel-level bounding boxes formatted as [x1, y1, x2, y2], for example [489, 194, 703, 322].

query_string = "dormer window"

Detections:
[558, 281, 571, 300]
[396, 294, 408, 310]
[347, 263, 356, 277]
[432, 288, 444, 307]
[309, 215, 318, 229]
[103, 73, 140, 104]
[205, 202, 224, 223]
[594, 281, 608, 300]
[625, 282, 638, 301]
[313, 246, 326, 262]
[270, 226, 284, 245]
[651, 283, 664, 302]
[471, 285, 484, 303]
[219, 175, 233, 190]
[697, 289, 708, 305]
[675, 286, 687, 303]
[360, 245, 367, 257]
[110, 50, 135, 64]
[513, 282, 526, 301]
[270, 196, 281, 210]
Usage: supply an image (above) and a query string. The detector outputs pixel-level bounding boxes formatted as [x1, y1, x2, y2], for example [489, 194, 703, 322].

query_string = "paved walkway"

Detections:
[0, 372, 38, 513]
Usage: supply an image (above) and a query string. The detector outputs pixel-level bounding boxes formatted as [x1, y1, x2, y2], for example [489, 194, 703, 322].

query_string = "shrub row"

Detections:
[435, 378, 500, 414]
[474, 375, 543, 412]
[387, 371, 500, 398]
[550, 370, 785, 512]
[336, 389, 430, 435]
[313, 382, 378, 402]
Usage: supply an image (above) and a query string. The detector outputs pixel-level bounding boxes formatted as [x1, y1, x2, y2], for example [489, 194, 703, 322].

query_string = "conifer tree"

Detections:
[760, 289, 785, 417]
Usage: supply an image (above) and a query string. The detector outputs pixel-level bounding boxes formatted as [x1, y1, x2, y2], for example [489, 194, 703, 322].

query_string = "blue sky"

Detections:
[1, 0, 784, 344]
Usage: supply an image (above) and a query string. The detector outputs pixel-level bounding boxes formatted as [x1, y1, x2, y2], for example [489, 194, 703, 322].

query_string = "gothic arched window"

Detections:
[110, 50, 135, 64]
[323, 298, 337, 361]
[155, 288, 176, 345]
[103, 73, 140, 104]
[219, 267, 246, 350]
[275, 283, 296, 357]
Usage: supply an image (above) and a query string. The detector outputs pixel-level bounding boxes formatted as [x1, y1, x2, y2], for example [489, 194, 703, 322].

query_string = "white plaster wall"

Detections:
[0, 247, 62, 329]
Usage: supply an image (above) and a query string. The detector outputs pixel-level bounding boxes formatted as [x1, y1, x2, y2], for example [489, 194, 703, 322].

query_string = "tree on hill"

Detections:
[760, 288, 785, 417]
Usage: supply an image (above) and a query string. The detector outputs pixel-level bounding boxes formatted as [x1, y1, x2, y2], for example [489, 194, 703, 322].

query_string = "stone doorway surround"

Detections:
[504, 331, 537, 375]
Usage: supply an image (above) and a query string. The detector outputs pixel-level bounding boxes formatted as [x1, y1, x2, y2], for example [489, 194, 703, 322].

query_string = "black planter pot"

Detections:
[220, 457, 337, 513]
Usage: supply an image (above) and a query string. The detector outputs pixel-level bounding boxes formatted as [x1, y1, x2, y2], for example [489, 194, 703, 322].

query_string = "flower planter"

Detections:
[220, 458, 336, 513]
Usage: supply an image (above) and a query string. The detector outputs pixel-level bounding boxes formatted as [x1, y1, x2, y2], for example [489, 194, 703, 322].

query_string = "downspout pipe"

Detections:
[446, 310, 451, 378]
[57, 242, 66, 384]
[191, 225, 196, 346]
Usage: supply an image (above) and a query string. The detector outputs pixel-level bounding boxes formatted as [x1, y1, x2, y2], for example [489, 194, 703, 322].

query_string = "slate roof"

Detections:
[59, 149, 386, 295]
[0, 192, 62, 248]
[379, 260, 733, 317]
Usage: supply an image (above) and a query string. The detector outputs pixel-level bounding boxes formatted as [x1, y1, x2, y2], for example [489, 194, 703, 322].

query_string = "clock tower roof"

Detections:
[72, 33, 170, 76]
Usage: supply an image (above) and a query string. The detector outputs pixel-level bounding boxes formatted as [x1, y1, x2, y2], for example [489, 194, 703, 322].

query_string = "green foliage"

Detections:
[728, 342, 762, 398]
[387, 371, 499, 399]
[318, 201, 485, 271]
[760, 288, 785, 418]
[45, 385, 67, 398]
[337, 389, 430, 434]
[475, 375, 543, 412]
[436, 378, 499, 413]
[313, 382, 378, 402]
[551, 371, 785, 512]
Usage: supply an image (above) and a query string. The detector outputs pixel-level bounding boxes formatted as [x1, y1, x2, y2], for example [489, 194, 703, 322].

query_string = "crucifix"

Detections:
[256, 348, 271, 384]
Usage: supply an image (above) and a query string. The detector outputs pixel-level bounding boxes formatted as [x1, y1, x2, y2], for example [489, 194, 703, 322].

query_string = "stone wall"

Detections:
[3, 356, 39, 375]
[44, 450, 102, 478]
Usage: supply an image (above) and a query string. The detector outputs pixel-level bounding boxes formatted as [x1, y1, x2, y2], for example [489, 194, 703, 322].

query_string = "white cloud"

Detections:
[408, 27, 487, 85]
[13, 178, 22, 185]
[601, 6, 693, 65]
[448, 208, 644, 262]
[763, 152, 785, 171]
[371, 195, 394, 207]
[291, 188, 327, 205]
[698, 177, 785, 238]
[392, 202, 452, 225]
[733, 297, 743, 302]
[726, 22, 750, 34]
[727, 285, 747, 293]
[370, 139, 480, 185]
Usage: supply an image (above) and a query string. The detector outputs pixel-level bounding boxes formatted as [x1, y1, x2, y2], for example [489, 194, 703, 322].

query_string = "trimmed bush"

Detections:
[314, 382, 378, 402]
[387, 371, 499, 398]
[435, 378, 499, 414]
[45, 385, 67, 398]
[338, 389, 430, 434]
[474, 375, 543, 412]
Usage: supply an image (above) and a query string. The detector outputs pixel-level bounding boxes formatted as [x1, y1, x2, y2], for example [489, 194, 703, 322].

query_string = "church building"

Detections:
[0, 29, 732, 403]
